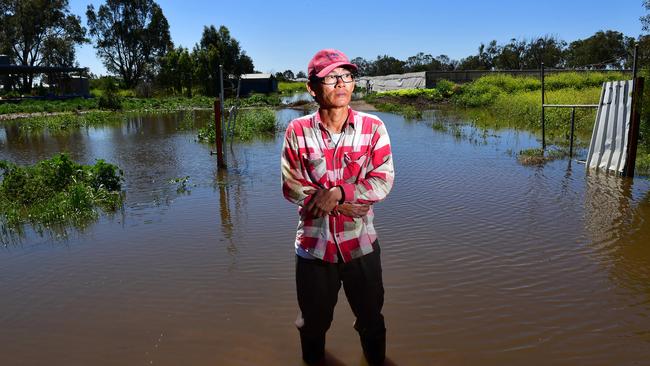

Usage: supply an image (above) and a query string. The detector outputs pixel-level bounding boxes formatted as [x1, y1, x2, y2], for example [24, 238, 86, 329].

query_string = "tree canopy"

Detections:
[564, 30, 633, 69]
[86, 0, 172, 88]
[192, 25, 254, 96]
[0, 0, 87, 91]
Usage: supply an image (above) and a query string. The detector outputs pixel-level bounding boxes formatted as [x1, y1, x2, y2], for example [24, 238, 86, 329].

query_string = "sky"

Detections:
[69, 0, 647, 76]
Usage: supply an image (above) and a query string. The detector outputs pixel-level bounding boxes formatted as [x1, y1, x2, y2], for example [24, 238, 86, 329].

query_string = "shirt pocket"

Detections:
[342, 152, 369, 183]
[302, 152, 327, 183]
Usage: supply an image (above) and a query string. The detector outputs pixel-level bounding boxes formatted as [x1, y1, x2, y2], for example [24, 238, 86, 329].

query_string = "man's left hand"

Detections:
[304, 187, 342, 217]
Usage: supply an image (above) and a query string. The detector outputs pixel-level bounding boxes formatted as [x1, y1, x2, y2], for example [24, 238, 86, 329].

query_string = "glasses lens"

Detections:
[322, 75, 337, 84]
[321, 73, 354, 85]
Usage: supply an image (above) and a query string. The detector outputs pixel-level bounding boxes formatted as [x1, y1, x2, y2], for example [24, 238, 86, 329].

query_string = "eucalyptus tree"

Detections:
[192, 25, 254, 96]
[0, 0, 87, 91]
[564, 30, 633, 69]
[86, 0, 172, 88]
[494, 39, 527, 70]
[642, 0, 650, 32]
[523, 35, 566, 69]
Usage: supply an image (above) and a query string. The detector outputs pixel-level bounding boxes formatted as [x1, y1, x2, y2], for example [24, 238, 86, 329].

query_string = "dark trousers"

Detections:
[295, 241, 385, 365]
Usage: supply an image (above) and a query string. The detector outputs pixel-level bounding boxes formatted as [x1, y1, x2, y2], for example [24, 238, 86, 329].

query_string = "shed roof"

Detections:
[240, 73, 273, 80]
[0, 64, 87, 74]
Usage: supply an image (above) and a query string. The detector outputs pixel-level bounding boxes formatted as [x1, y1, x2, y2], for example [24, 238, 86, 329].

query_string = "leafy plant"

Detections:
[0, 154, 124, 233]
[197, 107, 276, 142]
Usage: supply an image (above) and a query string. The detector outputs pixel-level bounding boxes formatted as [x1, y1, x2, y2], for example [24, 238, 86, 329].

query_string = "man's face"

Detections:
[307, 67, 355, 108]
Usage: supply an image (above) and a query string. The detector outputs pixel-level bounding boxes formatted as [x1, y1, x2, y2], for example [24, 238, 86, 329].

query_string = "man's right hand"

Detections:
[336, 203, 370, 218]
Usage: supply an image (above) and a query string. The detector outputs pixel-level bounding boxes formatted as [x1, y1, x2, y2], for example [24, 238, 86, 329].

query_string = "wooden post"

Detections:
[624, 77, 645, 177]
[214, 98, 226, 168]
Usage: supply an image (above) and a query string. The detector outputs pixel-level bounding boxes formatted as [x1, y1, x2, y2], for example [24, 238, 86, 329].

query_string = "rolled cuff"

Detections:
[340, 183, 355, 203]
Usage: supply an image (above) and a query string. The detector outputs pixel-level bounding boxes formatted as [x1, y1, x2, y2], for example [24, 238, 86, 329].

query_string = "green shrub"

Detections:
[97, 77, 123, 110]
[376, 88, 442, 101]
[197, 107, 277, 142]
[278, 81, 306, 94]
[435, 79, 456, 97]
[0, 154, 123, 230]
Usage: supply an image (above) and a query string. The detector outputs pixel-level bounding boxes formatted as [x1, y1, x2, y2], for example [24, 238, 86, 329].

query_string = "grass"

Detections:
[0, 97, 98, 114]
[517, 147, 570, 166]
[361, 70, 650, 173]
[278, 81, 306, 94]
[6, 111, 124, 132]
[198, 107, 277, 142]
[0, 153, 124, 238]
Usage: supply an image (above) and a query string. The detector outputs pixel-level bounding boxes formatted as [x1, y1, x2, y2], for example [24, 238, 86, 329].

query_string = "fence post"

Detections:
[569, 107, 575, 158]
[541, 62, 546, 150]
[214, 98, 226, 168]
[624, 77, 645, 177]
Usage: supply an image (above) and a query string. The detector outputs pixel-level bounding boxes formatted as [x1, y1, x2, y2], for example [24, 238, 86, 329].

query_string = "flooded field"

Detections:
[1, 108, 650, 365]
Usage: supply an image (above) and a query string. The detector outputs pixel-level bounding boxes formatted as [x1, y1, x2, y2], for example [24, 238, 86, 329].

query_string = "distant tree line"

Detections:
[1, 0, 254, 95]
[350, 31, 648, 77]
[1, 0, 649, 94]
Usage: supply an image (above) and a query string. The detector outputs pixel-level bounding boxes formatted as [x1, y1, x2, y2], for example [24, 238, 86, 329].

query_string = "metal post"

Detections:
[214, 99, 226, 168]
[569, 107, 575, 158]
[541, 62, 546, 150]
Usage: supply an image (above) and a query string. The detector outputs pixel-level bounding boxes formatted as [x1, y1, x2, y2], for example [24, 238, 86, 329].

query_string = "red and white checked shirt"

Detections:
[281, 107, 394, 263]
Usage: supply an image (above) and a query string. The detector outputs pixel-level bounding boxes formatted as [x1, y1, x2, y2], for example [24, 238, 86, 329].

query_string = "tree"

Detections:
[158, 46, 193, 95]
[282, 69, 295, 80]
[0, 0, 87, 92]
[523, 35, 566, 68]
[642, 0, 650, 32]
[494, 39, 527, 70]
[86, 0, 172, 88]
[192, 25, 254, 96]
[435, 55, 457, 71]
[350, 57, 373, 76]
[373, 55, 405, 76]
[457, 43, 494, 70]
[296, 71, 307, 79]
[564, 30, 632, 69]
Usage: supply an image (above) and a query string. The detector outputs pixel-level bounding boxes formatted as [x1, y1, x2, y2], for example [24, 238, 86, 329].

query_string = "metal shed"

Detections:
[238, 73, 277, 95]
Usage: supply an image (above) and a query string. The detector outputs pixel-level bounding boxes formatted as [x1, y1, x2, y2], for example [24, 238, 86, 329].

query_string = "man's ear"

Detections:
[306, 81, 317, 98]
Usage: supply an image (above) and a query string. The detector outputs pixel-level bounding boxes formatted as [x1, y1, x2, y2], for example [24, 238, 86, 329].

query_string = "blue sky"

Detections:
[69, 0, 647, 76]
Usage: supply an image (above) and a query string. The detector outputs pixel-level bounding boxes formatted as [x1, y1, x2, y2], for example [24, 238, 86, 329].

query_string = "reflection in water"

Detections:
[2, 109, 650, 365]
[584, 171, 650, 320]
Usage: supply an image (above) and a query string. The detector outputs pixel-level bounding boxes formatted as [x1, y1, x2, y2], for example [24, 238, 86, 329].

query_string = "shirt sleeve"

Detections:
[281, 124, 317, 207]
[339, 122, 394, 204]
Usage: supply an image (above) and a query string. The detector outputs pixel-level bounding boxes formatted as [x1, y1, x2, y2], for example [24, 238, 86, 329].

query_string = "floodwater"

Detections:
[1, 108, 650, 366]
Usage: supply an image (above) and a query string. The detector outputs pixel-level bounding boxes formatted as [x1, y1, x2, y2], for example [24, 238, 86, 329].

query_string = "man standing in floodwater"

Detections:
[281, 49, 394, 365]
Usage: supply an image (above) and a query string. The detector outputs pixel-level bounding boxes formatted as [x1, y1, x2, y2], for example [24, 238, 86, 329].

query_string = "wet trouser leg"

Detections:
[296, 254, 341, 363]
[342, 242, 385, 365]
[295, 240, 385, 365]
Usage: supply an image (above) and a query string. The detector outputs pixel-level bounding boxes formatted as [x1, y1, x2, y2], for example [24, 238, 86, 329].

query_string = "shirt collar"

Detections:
[313, 107, 357, 132]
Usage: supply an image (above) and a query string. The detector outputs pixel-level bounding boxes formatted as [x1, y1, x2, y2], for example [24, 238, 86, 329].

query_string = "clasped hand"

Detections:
[304, 187, 369, 218]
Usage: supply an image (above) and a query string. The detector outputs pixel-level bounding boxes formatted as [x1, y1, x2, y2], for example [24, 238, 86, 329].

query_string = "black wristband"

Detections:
[337, 185, 345, 204]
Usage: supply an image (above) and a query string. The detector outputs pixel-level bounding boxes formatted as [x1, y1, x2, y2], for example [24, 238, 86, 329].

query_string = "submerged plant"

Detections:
[0, 154, 124, 239]
[197, 107, 277, 142]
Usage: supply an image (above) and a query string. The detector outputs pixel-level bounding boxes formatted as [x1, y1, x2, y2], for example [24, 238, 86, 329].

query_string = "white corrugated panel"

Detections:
[357, 72, 426, 92]
[586, 80, 634, 174]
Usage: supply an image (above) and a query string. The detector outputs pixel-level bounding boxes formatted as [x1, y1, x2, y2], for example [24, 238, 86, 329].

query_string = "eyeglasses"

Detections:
[320, 73, 354, 85]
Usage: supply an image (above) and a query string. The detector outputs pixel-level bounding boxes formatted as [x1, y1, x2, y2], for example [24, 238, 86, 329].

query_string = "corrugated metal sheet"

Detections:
[357, 72, 426, 92]
[586, 80, 634, 174]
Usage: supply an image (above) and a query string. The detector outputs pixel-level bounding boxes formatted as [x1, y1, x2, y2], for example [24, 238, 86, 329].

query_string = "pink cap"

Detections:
[307, 49, 358, 78]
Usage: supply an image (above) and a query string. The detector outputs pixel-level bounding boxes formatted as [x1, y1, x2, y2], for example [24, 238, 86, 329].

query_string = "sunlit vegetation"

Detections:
[197, 108, 277, 142]
[278, 81, 306, 94]
[0, 154, 124, 237]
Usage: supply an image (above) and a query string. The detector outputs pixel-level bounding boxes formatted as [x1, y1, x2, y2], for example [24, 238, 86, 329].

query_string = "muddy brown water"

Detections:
[1, 109, 650, 365]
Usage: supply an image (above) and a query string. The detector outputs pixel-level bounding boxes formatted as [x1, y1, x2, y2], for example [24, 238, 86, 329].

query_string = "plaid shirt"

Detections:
[281, 107, 394, 263]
